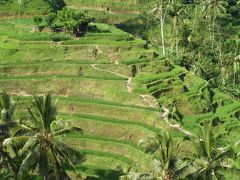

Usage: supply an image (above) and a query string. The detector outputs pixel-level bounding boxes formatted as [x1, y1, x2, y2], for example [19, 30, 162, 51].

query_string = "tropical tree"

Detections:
[127, 131, 194, 179]
[57, 8, 94, 36]
[202, 0, 227, 49]
[0, 91, 18, 177]
[33, 16, 43, 31]
[139, 0, 172, 56]
[191, 122, 235, 179]
[4, 94, 84, 179]
[45, 0, 66, 12]
[45, 12, 57, 28]
[168, 0, 187, 58]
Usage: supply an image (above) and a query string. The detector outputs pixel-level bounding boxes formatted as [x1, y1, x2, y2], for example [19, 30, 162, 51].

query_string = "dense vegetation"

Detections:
[0, 0, 239, 179]
[138, 0, 240, 99]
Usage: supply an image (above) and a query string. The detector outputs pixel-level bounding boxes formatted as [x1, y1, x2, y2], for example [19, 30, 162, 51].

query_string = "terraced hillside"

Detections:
[65, 0, 139, 23]
[0, 2, 240, 180]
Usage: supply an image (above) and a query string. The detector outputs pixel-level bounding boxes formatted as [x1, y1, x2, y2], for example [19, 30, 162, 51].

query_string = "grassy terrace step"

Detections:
[69, 152, 131, 178]
[66, 0, 138, 13]
[183, 113, 215, 130]
[67, 133, 145, 151]
[0, 60, 112, 66]
[134, 66, 187, 85]
[0, 30, 73, 41]
[60, 113, 160, 142]
[0, 64, 127, 80]
[82, 152, 132, 168]
[62, 38, 145, 47]
[0, 78, 147, 106]
[73, 164, 124, 179]
[212, 90, 233, 106]
[84, 33, 134, 41]
[58, 101, 160, 126]
[148, 80, 183, 95]
[120, 58, 151, 65]
[216, 102, 240, 120]
[0, 75, 126, 81]
[0, 48, 109, 63]
[0, 0, 56, 16]
[58, 96, 159, 111]
[65, 136, 148, 164]
[17, 95, 160, 112]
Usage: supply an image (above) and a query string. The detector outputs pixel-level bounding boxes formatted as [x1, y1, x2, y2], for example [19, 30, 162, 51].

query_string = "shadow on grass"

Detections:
[78, 165, 124, 180]
[115, 17, 145, 37]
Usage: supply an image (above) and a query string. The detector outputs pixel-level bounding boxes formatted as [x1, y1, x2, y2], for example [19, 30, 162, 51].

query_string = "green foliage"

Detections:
[3, 94, 84, 179]
[33, 16, 44, 31]
[45, 12, 57, 27]
[128, 131, 195, 180]
[33, 16, 43, 25]
[190, 122, 236, 179]
[56, 8, 94, 35]
[44, 0, 66, 12]
[138, 0, 240, 98]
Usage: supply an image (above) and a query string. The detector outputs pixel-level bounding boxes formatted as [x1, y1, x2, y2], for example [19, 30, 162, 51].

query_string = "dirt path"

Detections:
[90, 63, 193, 136]
[139, 94, 159, 108]
[90, 64, 132, 93]
[159, 107, 193, 136]
[90, 64, 160, 109]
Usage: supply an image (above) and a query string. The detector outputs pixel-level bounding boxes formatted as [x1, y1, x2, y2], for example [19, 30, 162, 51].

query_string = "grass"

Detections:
[64, 137, 148, 164]
[1, 12, 240, 179]
[0, 0, 52, 16]
[81, 150, 133, 165]
[134, 66, 186, 84]
[57, 101, 160, 126]
[60, 113, 161, 134]
[0, 77, 148, 106]
[65, 0, 138, 13]
[0, 63, 127, 80]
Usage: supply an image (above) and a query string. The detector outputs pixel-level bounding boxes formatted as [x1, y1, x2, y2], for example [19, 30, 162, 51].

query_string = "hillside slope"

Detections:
[0, 2, 239, 179]
[0, 0, 65, 16]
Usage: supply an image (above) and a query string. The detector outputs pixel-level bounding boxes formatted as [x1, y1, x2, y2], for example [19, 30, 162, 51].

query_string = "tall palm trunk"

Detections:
[212, 17, 215, 49]
[193, 5, 198, 32]
[160, 0, 166, 56]
[175, 17, 179, 58]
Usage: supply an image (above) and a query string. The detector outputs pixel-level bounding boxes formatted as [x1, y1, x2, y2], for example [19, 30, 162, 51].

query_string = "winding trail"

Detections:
[139, 94, 159, 108]
[90, 64, 193, 136]
[90, 64, 132, 93]
[160, 107, 193, 136]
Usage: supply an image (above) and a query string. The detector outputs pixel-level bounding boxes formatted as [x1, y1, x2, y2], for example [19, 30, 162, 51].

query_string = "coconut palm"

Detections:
[0, 90, 18, 177]
[139, 0, 172, 56]
[191, 122, 235, 179]
[4, 94, 84, 179]
[127, 131, 195, 180]
[0, 90, 16, 131]
[202, 0, 227, 49]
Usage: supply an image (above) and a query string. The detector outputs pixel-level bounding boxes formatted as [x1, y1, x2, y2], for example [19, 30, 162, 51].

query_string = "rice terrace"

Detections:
[0, 0, 239, 179]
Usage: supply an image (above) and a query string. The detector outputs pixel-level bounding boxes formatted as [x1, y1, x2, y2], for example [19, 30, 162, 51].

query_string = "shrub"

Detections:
[56, 8, 94, 36]
[45, 12, 57, 27]
[45, 0, 66, 12]
[33, 16, 44, 31]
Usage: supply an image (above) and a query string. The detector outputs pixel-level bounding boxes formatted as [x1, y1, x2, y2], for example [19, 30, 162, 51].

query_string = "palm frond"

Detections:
[53, 127, 83, 136]
[21, 137, 39, 155]
[18, 145, 39, 178]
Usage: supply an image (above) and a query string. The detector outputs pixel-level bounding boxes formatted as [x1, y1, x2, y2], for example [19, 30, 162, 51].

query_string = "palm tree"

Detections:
[0, 90, 18, 177]
[202, 0, 227, 49]
[191, 122, 235, 179]
[221, 54, 240, 86]
[4, 94, 84, 179]
[168, 0, 189, 58]
[139, 0, 172, 56]
[127, 131, 194, 180]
